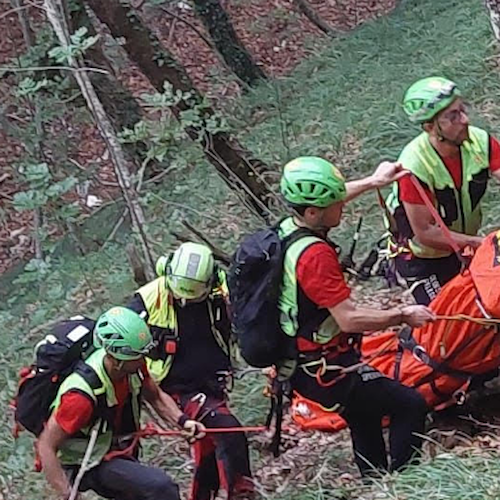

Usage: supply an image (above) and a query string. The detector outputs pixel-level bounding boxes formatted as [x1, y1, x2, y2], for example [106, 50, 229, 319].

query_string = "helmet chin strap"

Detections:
[435, 121, 464, 147]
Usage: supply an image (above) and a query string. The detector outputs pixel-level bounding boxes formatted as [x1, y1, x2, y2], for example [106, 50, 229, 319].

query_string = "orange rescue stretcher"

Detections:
[292, 230, 500, 431]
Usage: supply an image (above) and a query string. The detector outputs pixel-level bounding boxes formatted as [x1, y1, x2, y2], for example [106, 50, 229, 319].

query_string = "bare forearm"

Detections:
[344, 161, 406, 203]
[344, 177, 376, 203]
[415, 225, 480, 251]
[338, 307, 402, 333]
[330, 298, 434, 332]
[145, 386, 183, 426]
[38, 442, 71, 497]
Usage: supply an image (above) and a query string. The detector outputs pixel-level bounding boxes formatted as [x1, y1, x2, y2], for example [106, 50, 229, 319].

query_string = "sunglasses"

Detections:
[106, 339, 156, 358]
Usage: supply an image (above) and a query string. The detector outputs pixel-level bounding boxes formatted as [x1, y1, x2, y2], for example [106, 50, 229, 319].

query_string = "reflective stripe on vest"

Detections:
[51, 349, 142, 467]
[386, 126, 490, 258]
[278, 217, 343, 346]
[137, 278, 178, 332]
[139, 277, 230, 383]
[138, 278, 177, 383]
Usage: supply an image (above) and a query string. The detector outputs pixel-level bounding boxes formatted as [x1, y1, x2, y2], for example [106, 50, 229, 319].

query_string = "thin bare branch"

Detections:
[293, 0, 337, 37]
[45, 0, 155, 280]
[158, 5, 214, 50]
[10, 0, 35, 46]
[181, 218, 231, 265]
[0, 65, 110, 74]
[147, 191, 219, 222]
[0, 2, 38, 21]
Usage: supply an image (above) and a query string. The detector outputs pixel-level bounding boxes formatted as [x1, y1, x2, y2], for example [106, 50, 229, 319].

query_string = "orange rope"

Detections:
[435, 314, 500, 326]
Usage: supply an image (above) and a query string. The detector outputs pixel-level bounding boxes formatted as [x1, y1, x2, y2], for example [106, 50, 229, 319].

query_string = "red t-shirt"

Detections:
[399, 135, 500, 204]
[55, 365, 149, 435]
[296, 242, 351, 308]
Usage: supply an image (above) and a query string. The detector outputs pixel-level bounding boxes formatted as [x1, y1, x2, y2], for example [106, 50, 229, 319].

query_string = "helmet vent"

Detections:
[185, 253, 201, 279]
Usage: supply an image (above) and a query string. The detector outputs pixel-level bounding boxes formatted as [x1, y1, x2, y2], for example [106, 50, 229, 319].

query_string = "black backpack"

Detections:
[228, 223, 320, 368]
[15, 316, 103, 436]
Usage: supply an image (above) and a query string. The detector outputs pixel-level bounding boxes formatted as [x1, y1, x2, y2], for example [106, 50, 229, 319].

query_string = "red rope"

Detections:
[406, 171, 492, 314]
[104, 422, 268, 461]
[145, 425, 268, 436]
[407, 173, 467, 266]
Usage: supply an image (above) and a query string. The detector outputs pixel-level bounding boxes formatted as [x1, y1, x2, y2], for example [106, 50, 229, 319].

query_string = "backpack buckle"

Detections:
[164, 340, 177, 355]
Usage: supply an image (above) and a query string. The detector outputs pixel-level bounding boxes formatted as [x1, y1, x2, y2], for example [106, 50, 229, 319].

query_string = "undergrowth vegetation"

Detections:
[2, 0, 500, 498]
[233, 0, 500, 252]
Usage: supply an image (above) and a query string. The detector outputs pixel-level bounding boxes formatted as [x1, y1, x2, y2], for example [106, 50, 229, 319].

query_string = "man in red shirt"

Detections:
[37, 307, 205, 500]
[387, 76, 500, 304]
[278, 157, 435, 475]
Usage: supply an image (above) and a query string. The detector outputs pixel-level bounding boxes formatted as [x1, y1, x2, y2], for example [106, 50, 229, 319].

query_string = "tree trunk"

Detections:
[33, 209, 43, 259]
[485, 0, 500, 41]
[70, 1, 166, 176]
[126, 242, 148, 286]
[13, 0, 44, 260]
[45, 0, 156, 281]
[10, 0, 35, 48]
[84, 0, 279, 222]
[191, 0, 267, 87]
[293, 0, 336, 36]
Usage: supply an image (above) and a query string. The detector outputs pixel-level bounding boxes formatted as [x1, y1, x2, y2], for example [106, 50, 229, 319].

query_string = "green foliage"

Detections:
[20, 162, 51, 185]
[15, 77, 49, 97]
[141, 82, 191, 108]
[13, 190, 48, 211]
[369, 451, 500, 499]
[13, 163, 78, 213]
[0, 27, 56, 80]
[2, 31, 91, 263]
[13, 162, 79, 235]
[119, 82, 229, 164]
[48, 27, 99, 64]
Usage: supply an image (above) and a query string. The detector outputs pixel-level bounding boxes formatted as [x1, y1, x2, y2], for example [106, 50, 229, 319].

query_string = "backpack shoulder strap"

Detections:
[282, 228, 324, 267]
[207, 296, 231, 356]
[74, 361, 102, 391]
[74, 362, 107, 406]
[281, 224, 325, 247]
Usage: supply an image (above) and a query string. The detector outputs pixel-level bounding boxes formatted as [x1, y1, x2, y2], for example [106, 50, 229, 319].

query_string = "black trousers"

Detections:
[292, 351, 428, 475]
[395, 253, 461, 305]
[179, 393, 253, 500]
[69, 457, 180, 500]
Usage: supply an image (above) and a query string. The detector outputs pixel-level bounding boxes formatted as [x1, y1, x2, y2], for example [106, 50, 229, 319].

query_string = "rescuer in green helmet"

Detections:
[127, 242, 254, 500]
[386, 76, 500, 304]
[37, 307, 205, 500]
[275, 156, 434, 475]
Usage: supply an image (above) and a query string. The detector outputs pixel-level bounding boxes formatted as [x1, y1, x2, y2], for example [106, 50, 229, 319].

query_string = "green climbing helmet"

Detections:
[403, 77, 461, 124]
[94, 306, 154, 361]
[165, 242, 215, 300]
[280, 156, 346, 208]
